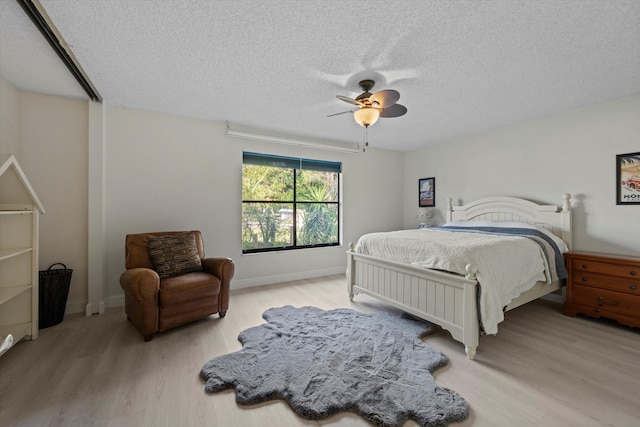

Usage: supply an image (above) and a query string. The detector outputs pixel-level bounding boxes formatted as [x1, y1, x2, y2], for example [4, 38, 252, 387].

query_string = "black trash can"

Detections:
[39, 263, 73, 329]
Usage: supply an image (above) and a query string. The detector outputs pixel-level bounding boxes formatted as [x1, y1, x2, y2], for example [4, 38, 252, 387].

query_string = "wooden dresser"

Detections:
[563, 252, 640, 328]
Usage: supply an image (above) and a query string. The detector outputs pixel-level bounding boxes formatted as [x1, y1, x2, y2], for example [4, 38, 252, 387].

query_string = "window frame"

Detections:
[242, 152, 341, 254]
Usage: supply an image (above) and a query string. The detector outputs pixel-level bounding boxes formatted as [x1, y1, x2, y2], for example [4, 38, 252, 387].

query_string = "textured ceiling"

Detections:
[0, 0, 86, 98]
[1, 0, 639, 152]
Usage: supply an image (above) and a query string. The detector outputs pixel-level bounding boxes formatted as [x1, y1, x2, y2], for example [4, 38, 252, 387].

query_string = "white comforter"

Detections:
[354, 228, 551, 334]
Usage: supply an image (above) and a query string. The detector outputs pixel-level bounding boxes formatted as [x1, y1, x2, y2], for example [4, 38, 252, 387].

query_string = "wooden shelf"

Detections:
[0, 285, 31, 305]
[0, 210, 33, 215]
[0, 247, 32, 261]
[1, 155, 45, 353]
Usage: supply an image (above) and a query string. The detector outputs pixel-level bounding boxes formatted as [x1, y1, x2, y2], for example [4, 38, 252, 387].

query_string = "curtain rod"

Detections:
[226, 124, 360, 154]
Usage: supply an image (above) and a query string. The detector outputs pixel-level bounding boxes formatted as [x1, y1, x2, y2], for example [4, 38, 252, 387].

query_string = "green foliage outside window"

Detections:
[242, 162, 339, 252]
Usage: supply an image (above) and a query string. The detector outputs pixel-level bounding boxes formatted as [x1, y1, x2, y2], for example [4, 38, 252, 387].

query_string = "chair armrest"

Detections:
[202, 257, 234, 314]
[201, 257, 235, 282]
[119, 267, 160, 301]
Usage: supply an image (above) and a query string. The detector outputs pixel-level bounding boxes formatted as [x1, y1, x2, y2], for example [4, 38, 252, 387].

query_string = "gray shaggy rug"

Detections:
[200, 306, 468, 427]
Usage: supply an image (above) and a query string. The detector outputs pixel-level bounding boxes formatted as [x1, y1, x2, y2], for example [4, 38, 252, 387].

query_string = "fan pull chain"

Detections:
[363, 126, 369, 152]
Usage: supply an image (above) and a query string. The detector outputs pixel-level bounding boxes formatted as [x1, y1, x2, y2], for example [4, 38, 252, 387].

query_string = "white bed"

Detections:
[346, 194, 572, 359]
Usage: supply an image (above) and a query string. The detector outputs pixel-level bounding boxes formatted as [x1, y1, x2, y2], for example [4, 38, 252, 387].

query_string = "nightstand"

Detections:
[563, 252, 640, 328]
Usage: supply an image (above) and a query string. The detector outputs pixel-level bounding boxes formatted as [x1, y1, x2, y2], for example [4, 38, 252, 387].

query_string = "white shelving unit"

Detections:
[0, 155, 45, 357]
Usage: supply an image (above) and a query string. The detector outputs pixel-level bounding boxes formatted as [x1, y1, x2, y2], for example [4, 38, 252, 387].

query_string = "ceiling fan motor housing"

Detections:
[355, 80, 375, 103]
[358, 79, 375, 92]
[332, 78, 407, 129]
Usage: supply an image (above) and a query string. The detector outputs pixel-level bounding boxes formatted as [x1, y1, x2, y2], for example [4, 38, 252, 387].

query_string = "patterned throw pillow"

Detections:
[148, 233, 203, 279]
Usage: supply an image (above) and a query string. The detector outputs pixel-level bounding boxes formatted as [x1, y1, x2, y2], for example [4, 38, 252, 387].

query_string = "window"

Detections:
[242, 152, 341, 253]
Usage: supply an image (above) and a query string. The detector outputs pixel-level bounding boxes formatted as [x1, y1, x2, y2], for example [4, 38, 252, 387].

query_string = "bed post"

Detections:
[447, 197, 454, 222]
[463, 264, 479, 360]
[560, 193, 572, 250]
[346, 243, 356, 301]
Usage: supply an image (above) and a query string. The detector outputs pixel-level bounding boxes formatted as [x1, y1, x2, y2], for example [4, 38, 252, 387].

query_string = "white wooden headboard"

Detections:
[447, 194, 572, 250]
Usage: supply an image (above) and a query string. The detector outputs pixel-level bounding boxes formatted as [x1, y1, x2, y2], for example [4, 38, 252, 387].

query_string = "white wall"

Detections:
[0, 78, 19, 157]
[0, 79, 89, 312]
[5, 73, 638, 313]
[103, 105, 404, 305]
[1, 79, 404, 312]
[402, 93, 640, 256]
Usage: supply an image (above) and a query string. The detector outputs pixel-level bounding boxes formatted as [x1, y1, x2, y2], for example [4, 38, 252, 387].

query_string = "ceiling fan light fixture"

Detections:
[353, 107, 380, 127]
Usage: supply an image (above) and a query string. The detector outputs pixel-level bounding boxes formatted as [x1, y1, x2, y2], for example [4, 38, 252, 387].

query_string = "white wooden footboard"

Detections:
[346, 195, 572, 360]
[347, 244, 480, 360]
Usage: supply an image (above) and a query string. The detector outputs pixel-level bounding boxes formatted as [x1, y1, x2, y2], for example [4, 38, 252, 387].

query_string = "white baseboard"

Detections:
[67, 300, 108, 315]
[99, 267, 347, 308]
[63, 267, 348, 312]
[66, 300, 88, 315]
[231, 266, 346, 290]
[105, 294, 124, 308]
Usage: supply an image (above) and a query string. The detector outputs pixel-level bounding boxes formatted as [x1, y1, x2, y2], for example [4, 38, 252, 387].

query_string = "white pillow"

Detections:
[442, 220, 569, 253]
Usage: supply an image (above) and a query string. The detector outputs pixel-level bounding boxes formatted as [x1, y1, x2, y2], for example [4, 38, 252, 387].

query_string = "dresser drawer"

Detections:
[571, 259, 639, 279]
[571, 284, 640, 318]
[571, 272, 640, 296]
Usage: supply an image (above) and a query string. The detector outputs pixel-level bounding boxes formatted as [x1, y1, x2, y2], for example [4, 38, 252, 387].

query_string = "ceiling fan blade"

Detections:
[336, 95, 363, 106]
[380, 103, 407, 118]
[327, 110, 354, 117]
[370, 89, 400, 108]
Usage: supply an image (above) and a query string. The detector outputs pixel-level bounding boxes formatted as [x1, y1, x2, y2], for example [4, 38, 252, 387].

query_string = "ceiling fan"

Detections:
[330, 79, 407, 128]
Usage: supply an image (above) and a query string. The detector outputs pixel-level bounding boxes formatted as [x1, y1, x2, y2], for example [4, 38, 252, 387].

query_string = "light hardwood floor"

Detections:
[1, 274, 639, 427]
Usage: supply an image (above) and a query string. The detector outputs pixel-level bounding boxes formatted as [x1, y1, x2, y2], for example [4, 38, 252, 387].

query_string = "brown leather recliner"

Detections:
[119, 231, 234, 341]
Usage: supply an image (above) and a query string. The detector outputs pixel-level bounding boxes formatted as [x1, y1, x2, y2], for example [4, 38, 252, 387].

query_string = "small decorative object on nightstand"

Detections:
[416, 208, 433, 228]
[563, 252, 640, 328]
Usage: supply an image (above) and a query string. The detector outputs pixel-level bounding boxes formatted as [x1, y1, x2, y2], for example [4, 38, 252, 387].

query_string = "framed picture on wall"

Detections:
[616, 152, 640, 205]
[419, 177, 435, 207]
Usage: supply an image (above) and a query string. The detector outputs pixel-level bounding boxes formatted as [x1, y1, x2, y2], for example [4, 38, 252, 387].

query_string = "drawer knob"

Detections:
[631, 285, 638, 291]
[630, 271, 637, 276]
[581, 277, 588, 282]
[581, 264, 588, 269]
[597, 296, 620, 306]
